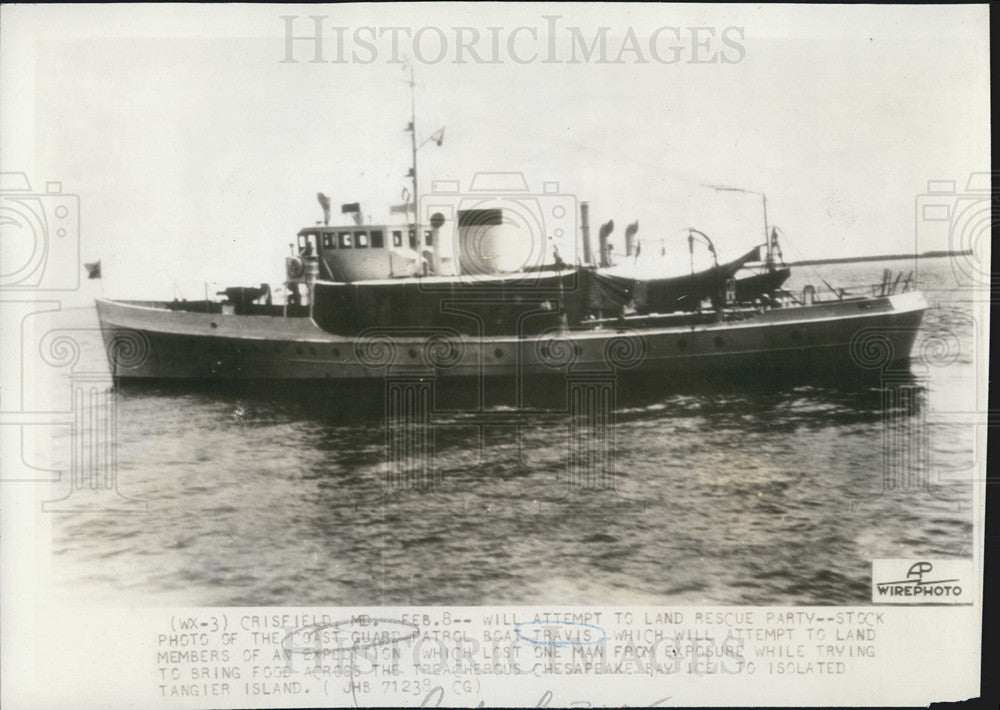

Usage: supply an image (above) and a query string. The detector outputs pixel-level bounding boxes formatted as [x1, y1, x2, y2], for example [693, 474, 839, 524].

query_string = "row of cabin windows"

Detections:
[318, 231, 384, 250]
[308, 229, 435, 251]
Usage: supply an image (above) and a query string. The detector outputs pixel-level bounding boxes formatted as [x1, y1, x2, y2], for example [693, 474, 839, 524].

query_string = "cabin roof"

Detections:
[299, 225, 424, 234]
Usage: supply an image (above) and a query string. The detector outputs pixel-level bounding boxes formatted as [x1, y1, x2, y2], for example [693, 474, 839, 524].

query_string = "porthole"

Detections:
[494, 348, 504, 359]
[408, 348, 418, 359]
[209, 322, 218, 329]
[331, 347, 340, 357]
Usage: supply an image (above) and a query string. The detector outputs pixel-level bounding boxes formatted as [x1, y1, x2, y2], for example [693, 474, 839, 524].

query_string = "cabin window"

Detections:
[370, 230, 385, 249]
[338, 232, 352, 248]
[297, 234, 316, 256]
[392, 230, 403, 247]
[322, 233, 335, 249]
[424, 229, 433, 246]
[408, 229, 417, 249]
[355, 231, 369, 248]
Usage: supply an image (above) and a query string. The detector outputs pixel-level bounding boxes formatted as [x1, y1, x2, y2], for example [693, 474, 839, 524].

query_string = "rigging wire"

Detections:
[772, 227, 843, 299]
[402, 97, 868, 299]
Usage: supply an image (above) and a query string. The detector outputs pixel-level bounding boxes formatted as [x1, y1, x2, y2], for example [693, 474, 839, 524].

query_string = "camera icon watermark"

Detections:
[913, 172, 994, 298]
[0, 172, 81, 291]
[418, 172, 578, 282]
[849, 318, 989, 493]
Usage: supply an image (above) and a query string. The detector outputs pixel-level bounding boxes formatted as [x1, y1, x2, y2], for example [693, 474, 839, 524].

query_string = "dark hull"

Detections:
[96, 292, 928, 384]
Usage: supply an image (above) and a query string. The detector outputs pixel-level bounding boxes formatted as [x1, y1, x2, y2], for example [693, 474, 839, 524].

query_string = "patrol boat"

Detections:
[94, 189, 927, 384]
[94, 78, 927, 385]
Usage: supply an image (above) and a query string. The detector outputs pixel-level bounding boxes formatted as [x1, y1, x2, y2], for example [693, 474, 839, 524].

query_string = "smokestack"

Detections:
[624, 221, 639, 257]
[580, 202, 592, 266]
[317, 193, 331, 226]
[598, 219, 614, 268]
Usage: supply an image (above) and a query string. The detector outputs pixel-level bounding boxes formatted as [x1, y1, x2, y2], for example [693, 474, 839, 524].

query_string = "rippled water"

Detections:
[46, 259, 977, 605]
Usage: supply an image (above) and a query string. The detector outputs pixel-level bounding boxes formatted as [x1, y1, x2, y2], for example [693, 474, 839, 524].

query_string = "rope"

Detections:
[774, 227, 842, 299]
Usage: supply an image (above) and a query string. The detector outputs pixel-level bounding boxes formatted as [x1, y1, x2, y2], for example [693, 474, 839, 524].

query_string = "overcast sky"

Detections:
[2, 4, 989, 299]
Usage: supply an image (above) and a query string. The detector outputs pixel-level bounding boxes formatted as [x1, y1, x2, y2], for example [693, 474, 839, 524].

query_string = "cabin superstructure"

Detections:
[293, 223, 437, 282]
[286, 201, 559, 302]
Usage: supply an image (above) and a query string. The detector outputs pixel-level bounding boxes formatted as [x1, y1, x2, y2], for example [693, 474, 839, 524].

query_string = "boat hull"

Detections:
[95, 292, 928, 384]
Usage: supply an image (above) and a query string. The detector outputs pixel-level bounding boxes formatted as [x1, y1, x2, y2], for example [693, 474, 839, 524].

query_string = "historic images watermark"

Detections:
[913, 171, 995, 298]
[913, 173, 994, 487]
[0, 172, 80, 292]
[845, 171, 994, 494]
[279, 15, 746, 66]
[0, 171, 145, 512]
[849, 322, 972, 495]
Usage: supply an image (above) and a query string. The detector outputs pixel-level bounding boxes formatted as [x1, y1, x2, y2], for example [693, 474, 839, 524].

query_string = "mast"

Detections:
[762, 193, 772, 270]
[407, 63, 423, 272]
[404, 64, 445, 274]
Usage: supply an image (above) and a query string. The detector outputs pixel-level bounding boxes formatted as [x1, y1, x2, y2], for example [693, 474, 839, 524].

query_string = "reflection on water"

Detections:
[47, 259, 976, 606]
[110, 364, 920, 424]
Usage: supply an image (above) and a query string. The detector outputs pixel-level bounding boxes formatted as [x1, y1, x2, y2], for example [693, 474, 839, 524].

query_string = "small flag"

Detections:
[84, 260, 101, 279]
[341, 202, 360, 214]
[401, 187, 411, 202]
[430, 127, 444, 146]
[390, 203, 411, 214]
